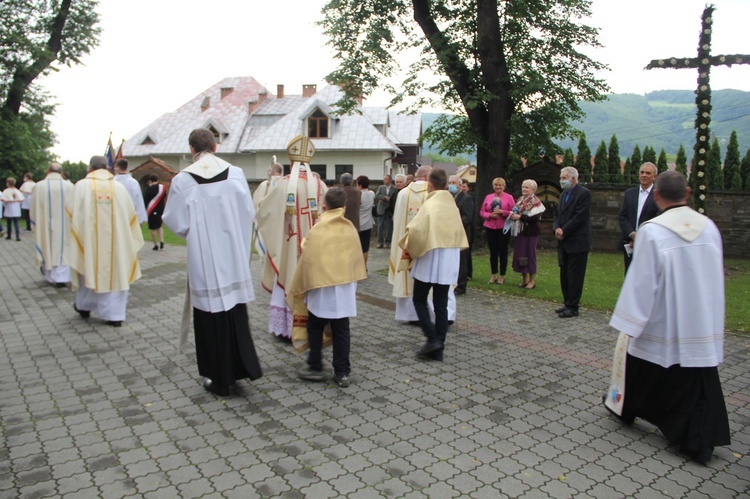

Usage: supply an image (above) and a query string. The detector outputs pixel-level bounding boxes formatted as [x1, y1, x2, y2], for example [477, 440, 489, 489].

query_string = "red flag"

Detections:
[115, 139, 124, 161]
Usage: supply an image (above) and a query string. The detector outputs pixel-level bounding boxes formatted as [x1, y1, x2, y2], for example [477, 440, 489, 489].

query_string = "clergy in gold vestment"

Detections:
[256, 136, 327, 340]
[399, 168, 468, 361]
[288, 188, 366, 387]
[30, 163, 75, 286]
[67, 156, 144, 327]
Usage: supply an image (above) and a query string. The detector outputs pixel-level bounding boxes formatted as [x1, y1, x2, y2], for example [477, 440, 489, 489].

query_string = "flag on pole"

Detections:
[115, 139, 125, 162]
[105, 133, 115, 171]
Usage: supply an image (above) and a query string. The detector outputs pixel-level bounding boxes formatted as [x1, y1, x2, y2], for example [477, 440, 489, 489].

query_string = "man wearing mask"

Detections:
[552, 166, 591, 318]
[448, 175, 474, 295]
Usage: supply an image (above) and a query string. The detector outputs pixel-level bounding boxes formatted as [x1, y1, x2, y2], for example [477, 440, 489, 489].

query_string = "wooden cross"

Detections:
[645, 4, 750, 213]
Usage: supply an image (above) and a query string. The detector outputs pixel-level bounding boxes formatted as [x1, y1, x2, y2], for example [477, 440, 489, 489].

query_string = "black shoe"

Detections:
[105, 320, 122, 327]
[407, 320, 421, 326]
[298, 367, 327, 382]
[558, 308, 579, 318]
[16, 238, 21, 241]
[203, 378, 230, 396]
[54, 283, 67, 288]
[448, 320, 454, 326]
[73, 304, 90, 319]
[332, 374, 350, 387]
[5, 236, 10, 240]
[454, 289, 466, 295]
[416, 341, 442, 358]
[152, 245, 159, 251]
[160, 242, 164, 250]
[417, 349, 444, 361]
[555, 306, 567, 314]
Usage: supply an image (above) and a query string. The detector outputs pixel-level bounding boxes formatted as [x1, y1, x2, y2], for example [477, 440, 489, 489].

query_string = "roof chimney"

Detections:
[277, 84, 284, 98]
[302, 84, 317, 98]
[220, 87, 234, 99]
[259, 90, 268, 105]
[248, 98, 259, 115]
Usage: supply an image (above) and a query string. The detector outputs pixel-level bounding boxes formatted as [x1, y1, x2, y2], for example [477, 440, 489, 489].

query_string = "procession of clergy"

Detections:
[23, 128, 729, 464]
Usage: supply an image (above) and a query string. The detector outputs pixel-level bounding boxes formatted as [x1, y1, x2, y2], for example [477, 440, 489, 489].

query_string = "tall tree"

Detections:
[320, 0, 608, 198]
[574, 134, 592, 182]
[607, 134, 621, 183]
[629, 145, 642, 183]
[0, 0, 100, 179]
[657, 148, 668, 174]
[623, 157, 632, 183]
[642, 146, 656, 164]
[594, 140, 608, 182]
[706, 138, 723, 190]
[723, 131, 741, 190]
[741, 148, 750, 190]
[675, 144, 688, 176]
[562, 147, 575, 167]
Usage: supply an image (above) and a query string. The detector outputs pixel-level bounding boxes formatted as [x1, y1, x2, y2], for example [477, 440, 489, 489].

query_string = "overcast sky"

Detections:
[39, 0, 750, 163]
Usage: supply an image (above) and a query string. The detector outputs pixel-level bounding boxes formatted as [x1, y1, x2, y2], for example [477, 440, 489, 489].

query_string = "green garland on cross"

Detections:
[646, 5, 750, 214]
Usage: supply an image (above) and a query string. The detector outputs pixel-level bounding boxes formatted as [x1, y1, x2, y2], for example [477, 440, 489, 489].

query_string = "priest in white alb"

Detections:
[251, 158, 283, 262]
[256, 135, 327, 340]
[114, 158, 148, 224]
[163, 128, 262, 397]
[389, 165, 457, 323]
[603, 171, 730, 465]
[30, 162, 75, 287]
[67, 155, 145, 327]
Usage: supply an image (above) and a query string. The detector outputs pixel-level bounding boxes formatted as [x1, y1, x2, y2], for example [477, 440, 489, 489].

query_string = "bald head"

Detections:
[48, 162, 62, 174]
[415, 165, 431, 179]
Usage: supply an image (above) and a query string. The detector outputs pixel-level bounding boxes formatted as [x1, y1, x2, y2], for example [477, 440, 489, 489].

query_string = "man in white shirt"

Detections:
[114, 158, 148, 224]
[604, 171, 730, 464]
[618, 162, 659, 274]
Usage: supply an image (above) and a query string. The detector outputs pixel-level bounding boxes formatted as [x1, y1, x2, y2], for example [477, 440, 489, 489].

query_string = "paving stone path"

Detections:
[1, 234, 748, 498]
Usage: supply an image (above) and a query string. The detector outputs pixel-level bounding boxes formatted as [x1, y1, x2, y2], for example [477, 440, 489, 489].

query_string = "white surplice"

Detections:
[609, 206, 724, 368]
[305, 282, 358, 319]
[115, 173, 148, 223]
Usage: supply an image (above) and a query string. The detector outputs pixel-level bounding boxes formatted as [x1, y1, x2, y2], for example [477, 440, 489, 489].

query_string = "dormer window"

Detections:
[308, 109, 329, 138]
[207, 125, 224, 144]
[141, 135, 155, 145]
[201, 96, 210, 112]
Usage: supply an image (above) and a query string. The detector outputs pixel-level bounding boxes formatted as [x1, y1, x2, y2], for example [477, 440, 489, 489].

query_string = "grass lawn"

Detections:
[469, 248, 750, 333]
[141, 224, 185, 247]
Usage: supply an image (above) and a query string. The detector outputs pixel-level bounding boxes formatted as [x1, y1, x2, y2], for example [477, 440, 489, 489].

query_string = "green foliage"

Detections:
[706, 138, 724, 190]
[623, 157, 632, 183]
[320, 0, 608, 199]
[0, 113, 52, 181]
[504, 151, 524, 188]
[628, 145, 642, 183]
[607, 134, 622, 183]
[574, 134, 592, 182]
[60, 160, 87, 182]
[657, 148, 668, 174]
[723, 131, 741, 190]
[562, 148, 575, 168]
[594, 140, 608, 182]
[741, 148, 750, 190]
[642, 146, 656, 164]
[675, 144, 688, 176]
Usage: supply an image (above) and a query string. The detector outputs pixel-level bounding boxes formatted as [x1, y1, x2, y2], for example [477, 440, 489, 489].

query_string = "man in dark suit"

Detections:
[618, 162, 659, 274]
[449, 175, 475, 295]
[374, 174, 396, 248]
[553, 166, 591, 318]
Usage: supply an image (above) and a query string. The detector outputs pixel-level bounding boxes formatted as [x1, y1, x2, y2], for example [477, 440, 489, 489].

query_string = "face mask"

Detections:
[448, 184, 458, 194]
[560, 180, 572, 190]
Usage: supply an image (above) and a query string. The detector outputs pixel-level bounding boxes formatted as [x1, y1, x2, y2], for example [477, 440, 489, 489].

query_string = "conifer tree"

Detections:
[563, 147, 575, 167]
[574, 135, 592, 182]
[594, 140, 608, 182]
[657, 149, 668, 174]
[642, 146, 656, 164]
[629, 145, 642, 183]
[623, 158, 632, 183]
[723, 131, 741, 190]
[741, 148, 750, 190]
[706, 138, 724, 190]
[675, 145, 687, 176]
[608, 135, 621, 183]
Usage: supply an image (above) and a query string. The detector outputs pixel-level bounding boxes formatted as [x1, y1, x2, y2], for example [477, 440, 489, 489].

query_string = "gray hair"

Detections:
[394, 173, 406, 182]
[340, 172, 354, 186]
[522, 179, 538, 192]
[89, 155, 108, 171]
[448, 175, 461, 184]
[654, 170, 687, 203]
[561, 166, 579, 181]
[415, 165, 432, 179]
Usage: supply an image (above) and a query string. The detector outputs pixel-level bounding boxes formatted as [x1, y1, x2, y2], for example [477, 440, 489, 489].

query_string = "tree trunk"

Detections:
[3, 0, 72, 117]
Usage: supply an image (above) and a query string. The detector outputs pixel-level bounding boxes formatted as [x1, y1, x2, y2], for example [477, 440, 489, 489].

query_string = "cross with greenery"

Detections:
[645, 4, 750, 214]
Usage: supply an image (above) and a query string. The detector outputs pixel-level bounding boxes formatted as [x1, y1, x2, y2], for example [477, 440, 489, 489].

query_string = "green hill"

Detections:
[422, 89, 750, 160]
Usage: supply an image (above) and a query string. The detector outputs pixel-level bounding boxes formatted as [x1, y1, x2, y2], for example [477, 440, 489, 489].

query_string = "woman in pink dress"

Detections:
[479, 177, 515, 284]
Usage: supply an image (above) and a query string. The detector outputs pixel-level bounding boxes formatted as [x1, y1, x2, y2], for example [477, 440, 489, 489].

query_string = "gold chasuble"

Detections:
[67, 169, 145, 292]
[388, 181, 429, 298]
[398, 190, 469, 262]
[31, 172, 74, 271]
[287, 207, 367, 352]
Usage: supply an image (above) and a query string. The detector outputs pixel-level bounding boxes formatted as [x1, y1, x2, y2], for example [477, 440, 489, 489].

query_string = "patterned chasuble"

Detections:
[388, 181, 429, 298]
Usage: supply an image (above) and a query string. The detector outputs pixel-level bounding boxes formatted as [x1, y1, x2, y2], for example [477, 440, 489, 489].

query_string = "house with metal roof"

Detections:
[122, 77, 421, 182]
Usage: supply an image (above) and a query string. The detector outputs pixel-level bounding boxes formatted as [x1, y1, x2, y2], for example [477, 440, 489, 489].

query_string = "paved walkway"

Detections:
[1, 233, 748, 498]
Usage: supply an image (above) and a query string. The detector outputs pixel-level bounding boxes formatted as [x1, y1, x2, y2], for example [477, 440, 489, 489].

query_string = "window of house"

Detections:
[335, 164, 353, 182]
[308, 110, 329, 138]
[141, 136, 155, 145]
[310, 164, 327, 179]
[207, 125, 223, 144]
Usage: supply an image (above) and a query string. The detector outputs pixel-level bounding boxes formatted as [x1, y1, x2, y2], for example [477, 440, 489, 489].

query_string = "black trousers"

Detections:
[486, 227, 509, 275]
[307, 312, 351, 376]
[558, 249, 588, 309]
[193, 304, 262, 389]
[412, 278, 450, 347]
[456, 248, 470, 292]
